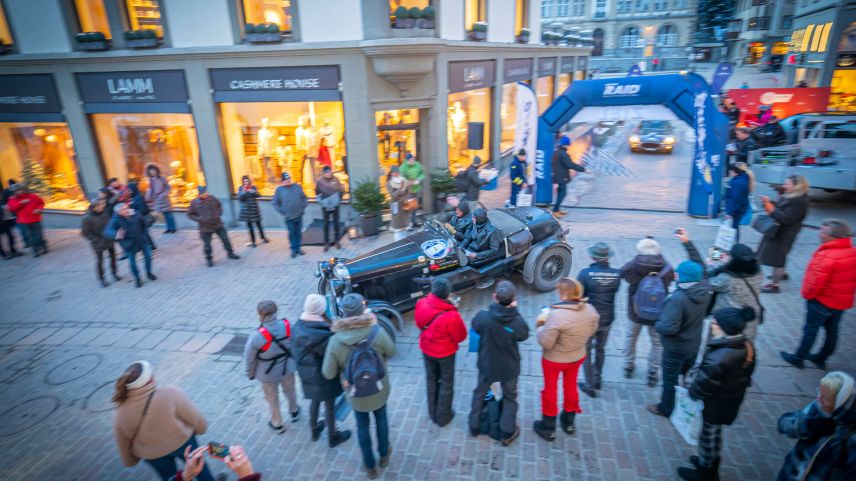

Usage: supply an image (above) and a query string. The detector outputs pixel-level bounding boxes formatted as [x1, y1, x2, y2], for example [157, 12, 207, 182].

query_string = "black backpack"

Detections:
[344, 325, 386, 398]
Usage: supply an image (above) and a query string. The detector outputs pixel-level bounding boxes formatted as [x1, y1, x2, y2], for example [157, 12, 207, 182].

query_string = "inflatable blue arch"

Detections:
[535, 73, 730, 217]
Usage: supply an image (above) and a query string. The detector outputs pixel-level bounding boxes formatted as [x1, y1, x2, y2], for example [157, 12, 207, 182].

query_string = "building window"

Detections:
[617, 0, 631, 13]
[124, 0, 164, 38]
[594, 0, 606, 18]
[448, 89, 490, 174]
[541, 0, 553, 18]
[656, 24, 677, 47]
[748, 16, 770, 31]
[654, 0, 668, 9]
[592, 28, 604, 56]
[0, 123, 87, 211]
[499, 83, 521, 154]
[514, 0, 529, 33]
[635, 0, 649, 11]
[73, 0, 112, 38]
[0, 2, 13, 49]
[620, 26, 639, 48]
[570, 0, 584, 16]
[219, 101, 347, 198]
[781, 15, 792, 30]
[556, 0, 569, 17]
[241, 0, 293, 34]
[465, 0, 485, 29]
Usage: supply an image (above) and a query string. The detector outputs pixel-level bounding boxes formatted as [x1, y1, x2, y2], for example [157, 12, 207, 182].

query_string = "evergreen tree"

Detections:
[696, 0, 736, 43]
[21, 157, 53, 197]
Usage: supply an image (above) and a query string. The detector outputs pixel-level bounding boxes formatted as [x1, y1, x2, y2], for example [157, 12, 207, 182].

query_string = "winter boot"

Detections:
[560, 411, 576, 435]
[533, 415, 557, 441]
[311, 421, 324, 441]
[678, 457, 719, 481]
[329, 429, 351, 448]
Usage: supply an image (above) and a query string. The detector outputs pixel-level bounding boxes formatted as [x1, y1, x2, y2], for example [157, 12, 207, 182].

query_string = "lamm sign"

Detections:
[76, 70, 189, 103]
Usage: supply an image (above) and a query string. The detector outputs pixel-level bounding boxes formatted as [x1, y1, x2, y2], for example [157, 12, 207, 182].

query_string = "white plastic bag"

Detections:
[714, 223, 737, 251]
[670, 385, 703, 446]
[516, 193, 533, 207]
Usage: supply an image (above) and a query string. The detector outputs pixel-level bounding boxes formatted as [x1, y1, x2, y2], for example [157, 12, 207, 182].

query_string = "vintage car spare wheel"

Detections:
[375, 312, 397, 344]
[532, 245, 572, 292]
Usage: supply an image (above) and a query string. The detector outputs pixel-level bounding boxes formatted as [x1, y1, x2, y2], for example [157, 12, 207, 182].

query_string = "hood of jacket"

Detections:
[424, 293, 455, 313]
[331, 313, 377, 345]
[632, 254, 668, 272]
[679, 280, 712, 304]
[488, 303, 520, 324]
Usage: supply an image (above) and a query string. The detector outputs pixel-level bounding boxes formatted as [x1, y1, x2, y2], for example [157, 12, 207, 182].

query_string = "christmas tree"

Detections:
[21, 157, 53, 198]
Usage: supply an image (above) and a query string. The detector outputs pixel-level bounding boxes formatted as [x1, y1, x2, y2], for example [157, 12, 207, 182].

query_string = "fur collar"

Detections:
[331, 313, 376, 332]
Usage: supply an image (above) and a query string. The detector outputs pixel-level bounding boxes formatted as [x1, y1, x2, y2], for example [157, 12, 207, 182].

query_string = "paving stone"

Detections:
[132, 329, 171, 350]
[156, 331, 195, 351]
[16, 327, 60, 346]
[177, 333, 215, 353]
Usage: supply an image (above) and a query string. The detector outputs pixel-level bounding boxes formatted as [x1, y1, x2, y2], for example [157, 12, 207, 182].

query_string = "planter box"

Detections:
[126, 38, 160, 49]
[416, 19, 434, 29]
[468, 31, 487, 41]
[516, 35, 530, 44]
[0, 44, 12, 55]
[245, 32, 282, 43]
[77, 41, 110, 51]
[394, 18, 415, 29]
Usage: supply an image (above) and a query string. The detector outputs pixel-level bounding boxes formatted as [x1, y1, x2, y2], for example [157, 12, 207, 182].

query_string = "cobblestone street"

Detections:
[1, 144, 854, 480]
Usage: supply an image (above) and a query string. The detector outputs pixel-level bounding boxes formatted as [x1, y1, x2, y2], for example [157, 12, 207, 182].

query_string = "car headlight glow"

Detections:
[664, 136, 676, 144]
[333, 262, 351, 281]
[629, 135, 640, 143]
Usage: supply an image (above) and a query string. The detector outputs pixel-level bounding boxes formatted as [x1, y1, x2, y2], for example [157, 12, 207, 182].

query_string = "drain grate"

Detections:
[216, 334, 248, 357]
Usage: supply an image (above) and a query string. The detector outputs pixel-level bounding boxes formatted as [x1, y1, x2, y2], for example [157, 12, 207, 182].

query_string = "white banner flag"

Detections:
[512, 82, 539, 185]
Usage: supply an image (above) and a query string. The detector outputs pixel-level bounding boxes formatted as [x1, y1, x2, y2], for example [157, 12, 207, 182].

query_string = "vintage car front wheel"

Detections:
[531, 245, 573, 292]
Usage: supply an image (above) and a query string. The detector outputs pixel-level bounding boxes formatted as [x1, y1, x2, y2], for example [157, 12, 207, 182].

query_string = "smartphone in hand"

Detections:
[208, 442, 230, 459]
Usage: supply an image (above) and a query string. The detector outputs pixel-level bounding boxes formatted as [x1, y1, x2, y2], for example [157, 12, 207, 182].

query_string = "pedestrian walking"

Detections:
[105, 177, 126, 209]
[7, 184, 46, 257]
[387, 166, 412, 241]
[649, 260, 711, 418]
[415, 278, 467, 427]
[756, 116, 786, 147]
[112, 361, 214, 481]
[730, 128, 757, 168]
[534, 279, 599, 441]
[400, 154, 425, 227]
[237, 175, 268, 247]
[81, 197, 122, 287]
[758, 175, 809, 293]
[777, 371, 856, 481]
[293, 294, 351, 446]
[724, 164, 751, 242]
[272, 172, 307, 258]
[677, 307, 756, 481]
[104, 203, 156, 288]
[144, 164, 176, 234]
[468, 281, 529, 446]
[315, 166, 344, 251]
[740, 82, 749, 89]
[322, 293, 395, 479]
[621, 237, 674, 386]
[577, 242, 621, 397]
[551, 135, 586, 217]
[781, 219, 856, 369]
[127, 181, 156, 251]
[0, 180, 21, 259]
[508, 149, 528, 207]
[460, 156, 487, 204]
[187, 186, 240, 267]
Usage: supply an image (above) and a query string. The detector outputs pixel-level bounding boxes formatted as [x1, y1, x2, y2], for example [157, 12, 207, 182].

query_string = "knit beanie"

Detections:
[302, 294, 327, 317]
[675, 260, 703, 283]
[636, 237, 661, 255]
[559, 135, 571, 146]
[714, 306, 755, 335]
[341, 293, 366, 318]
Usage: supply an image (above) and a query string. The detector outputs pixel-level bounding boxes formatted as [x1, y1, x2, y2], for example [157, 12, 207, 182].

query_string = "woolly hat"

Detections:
[302, 294, 327, 317]
[675, 260, 703, 283]
[559, 135, 571, 146]
[517, 148, 527, 156]
[636, 237, 661, 255]
[713, 306, 755, 335]
[827, 371, 855, 413]
[341, 293, 366, 318]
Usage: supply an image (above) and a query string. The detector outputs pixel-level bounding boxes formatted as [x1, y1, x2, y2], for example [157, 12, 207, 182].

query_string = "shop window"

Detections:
[829, 70, 856, 112]
[514, 0, 528, 34]
[839, 22, 856, 51]
[499, 83, 520, 154]
[535, 76, 554, 114]
[376, 109, 419, 177]
[0, 3, 13, 49]
[448, 89, 490, 174]
[219, 101, 347, 198]
[241, 0, 293, 33]
[125, 0, 164, 38]
[92, 113, 204, 208]
[557, 73, 571, 97]
[465, 0, 485, 29]
[0, 123, 86, 211]
[74, 0, 112, 38]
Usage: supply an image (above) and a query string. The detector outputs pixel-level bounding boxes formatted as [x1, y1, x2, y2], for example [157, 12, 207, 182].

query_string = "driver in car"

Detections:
[448, 202, 473, 242]
[460, 208, 503, 266]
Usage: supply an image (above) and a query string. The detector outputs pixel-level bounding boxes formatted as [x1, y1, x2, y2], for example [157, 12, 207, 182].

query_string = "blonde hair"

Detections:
[784, 175, 809, 198]
[558, 278, 587, 302]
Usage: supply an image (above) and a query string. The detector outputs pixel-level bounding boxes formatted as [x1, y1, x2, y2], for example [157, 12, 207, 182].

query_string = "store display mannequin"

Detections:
[257, 118, 277, 184]
[274, 135, 292, 180]
[319, 120, 336, 163]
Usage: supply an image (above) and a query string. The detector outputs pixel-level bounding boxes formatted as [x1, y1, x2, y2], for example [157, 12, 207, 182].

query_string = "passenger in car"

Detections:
[448, 202, 473, 242]
[460, 208, 503, 266]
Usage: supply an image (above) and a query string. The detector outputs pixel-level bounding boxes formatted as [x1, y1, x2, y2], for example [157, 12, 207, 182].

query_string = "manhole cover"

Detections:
[216, 335, 248, 357]
[0, 396, 60, 437]
[83, 380, 116, 414]
[45, 353, 102, 385]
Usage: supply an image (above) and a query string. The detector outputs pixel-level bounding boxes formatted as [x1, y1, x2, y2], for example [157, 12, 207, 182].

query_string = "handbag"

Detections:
[741, 277, 765, 324]
[752, 213, 779, 238]
[402, 195, 419, 212]
[318, 192, 340, 212]
[516, 192, 533, 207]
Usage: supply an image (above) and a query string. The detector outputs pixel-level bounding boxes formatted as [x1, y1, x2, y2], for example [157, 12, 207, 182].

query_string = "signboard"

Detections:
[560, 57, 575, 74]
[726, 87, 831, 125]
[503, 58, 533, 83]
[538, 57, 557, 78]
[0, 74, 62, 114]
[77, 70, 189, 103]
[512, 82, 538, 185]
[448, 60, 496, 93]
[627, 64, 643, 76]
[210, 66, 342, 102]
[710, 62, 734, 94]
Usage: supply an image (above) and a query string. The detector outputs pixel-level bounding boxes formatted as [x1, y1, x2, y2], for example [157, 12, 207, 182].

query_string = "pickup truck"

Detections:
[749, 115, 856, 192]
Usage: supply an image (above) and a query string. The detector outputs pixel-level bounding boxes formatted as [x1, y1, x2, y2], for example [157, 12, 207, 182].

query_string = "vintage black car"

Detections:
[315, 207, 573, 335]
[629, 120, 677, 154]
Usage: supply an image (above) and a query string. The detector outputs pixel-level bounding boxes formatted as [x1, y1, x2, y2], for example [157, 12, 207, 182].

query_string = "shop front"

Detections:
[747, 42, 766, 65]
[576, 56, 587, 80]
[0, 74, 87, 211]
[375, 108, 419, 177]
[77, 70, 204, 208]
[557, 57, 574, 97]
[831, 22, 856, 111]
[447, 60, 495, 173]
[535, 57, 556, 114]
[210, 66, 346, 198]
[499, 58, 533, 154]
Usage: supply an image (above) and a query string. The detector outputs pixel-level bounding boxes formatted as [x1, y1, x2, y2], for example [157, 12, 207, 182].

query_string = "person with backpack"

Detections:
[414, 278, 467, 427]
[322, 294, 395, 479]
[468, 281, 530, 446]
[649, 260, 712, 418]
[292, 294, 351, 447]
[577, 242, 622, 397]
[621, 238, 674, 387]
[242, 300, 300, 434]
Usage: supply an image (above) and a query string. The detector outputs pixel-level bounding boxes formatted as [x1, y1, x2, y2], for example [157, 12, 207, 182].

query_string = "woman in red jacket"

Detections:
[7, 184, 46, 257]
[414, 278, 467, 427]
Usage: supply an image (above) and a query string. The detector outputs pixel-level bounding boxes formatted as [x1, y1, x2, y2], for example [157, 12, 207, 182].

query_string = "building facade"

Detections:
[0, 0, 590, 227]
[540, 0, 697, 72]
[727, 0, 795, 67]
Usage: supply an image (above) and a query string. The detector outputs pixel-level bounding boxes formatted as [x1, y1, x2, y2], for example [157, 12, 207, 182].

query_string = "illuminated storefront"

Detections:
[376, 108, 419, 174]
[241, 0, 293, 33]
[557, 56, 574, 96]
[499, 58, 533, 154]
[77, 70, 204, 208]
[830, 22, 856, 111]
[211, 67, 347, 198]
[0, 75, 86, 211]
[447, 60, 494, 173]
[575, 56, 587, 80]
[747, 42, 766, 65]
[535, 57, 556, 114]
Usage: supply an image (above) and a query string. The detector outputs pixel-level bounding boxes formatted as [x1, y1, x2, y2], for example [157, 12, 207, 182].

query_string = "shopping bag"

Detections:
[516, 192, 533, 207]
[468, 326, 480, 353]
[670, 385, 703, 446]
[714, 223, 737, 251]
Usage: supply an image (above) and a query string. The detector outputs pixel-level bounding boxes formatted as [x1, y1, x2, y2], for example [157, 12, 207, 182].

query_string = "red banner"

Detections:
[725, 87, 830, 126]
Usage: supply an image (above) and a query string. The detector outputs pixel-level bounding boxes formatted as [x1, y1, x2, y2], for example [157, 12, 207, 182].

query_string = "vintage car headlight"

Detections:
[629, 135, 640, 143]
[663, 136, 676, 144]
[333, 262, 351, 281]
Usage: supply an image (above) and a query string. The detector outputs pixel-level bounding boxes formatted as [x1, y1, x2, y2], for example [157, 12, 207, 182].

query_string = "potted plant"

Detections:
[351, 180, 388, 237]
[429, 169, 457, 213]
[76, 31, 110, 51]
[408, 6, 423, 28]
[469, 21, 487, 40]
[124, 28, 159, 48]
[393, 6, 411, 29]
[420, 6, 435, 29]
[517, 27, 530, 43]
[245, 22, 283, 43]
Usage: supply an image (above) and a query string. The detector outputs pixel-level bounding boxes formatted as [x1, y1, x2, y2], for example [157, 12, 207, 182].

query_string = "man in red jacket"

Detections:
[7, 184, 46, 257]
[414, 278, 467, 426]
[782, 219, 856, 369]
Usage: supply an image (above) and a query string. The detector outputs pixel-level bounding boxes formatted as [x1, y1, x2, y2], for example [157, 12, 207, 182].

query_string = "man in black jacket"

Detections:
[445, 201, 473, 242]
[468, 281, 529, 446]
[755, 116, 786, 147]
[459, 157, 487, 204]
[460, 208, 503, 266]
[81, 197, 122, 287]
[551, 135, 586, 217]
[732, 128, 756, 165]
[650, 260, 712, 418]
[577, 242, 621, 397]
